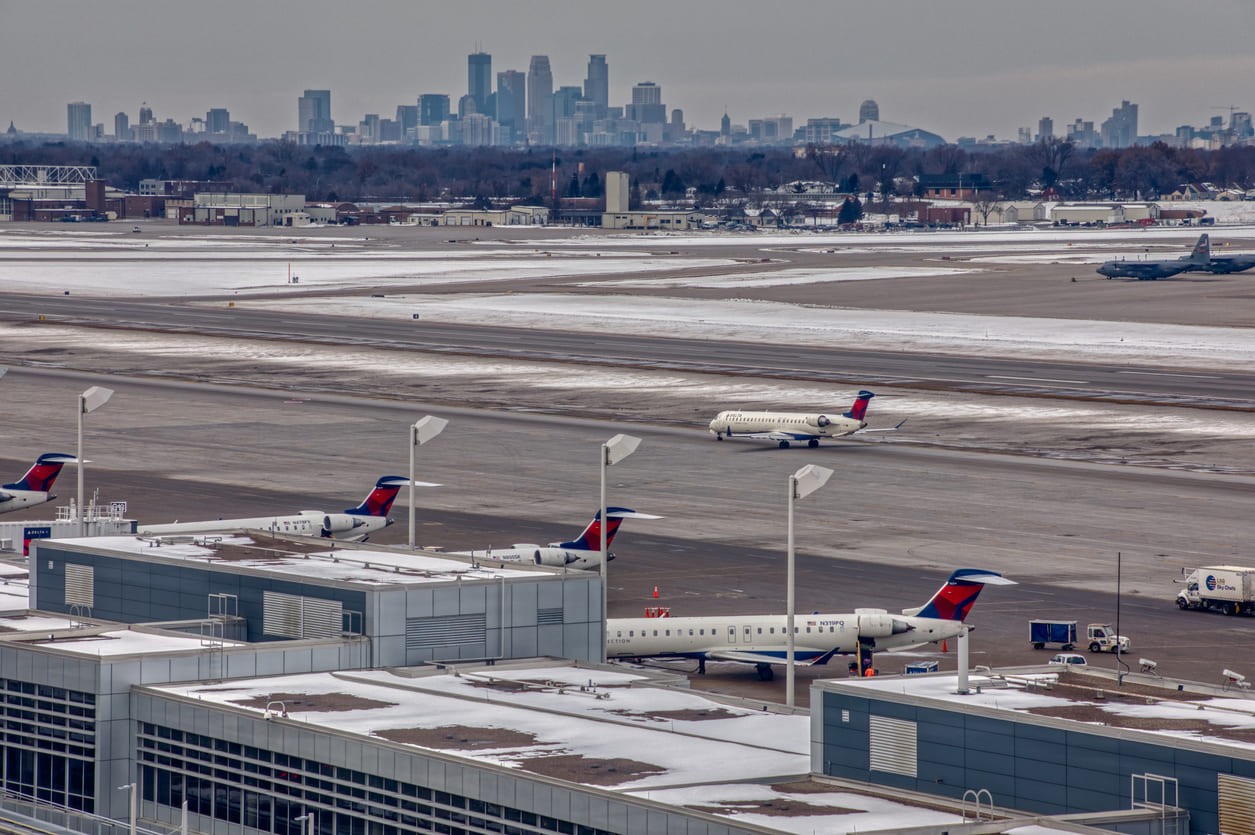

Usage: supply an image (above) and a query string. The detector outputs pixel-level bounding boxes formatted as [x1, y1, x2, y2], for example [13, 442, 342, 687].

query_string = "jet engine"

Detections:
[856, 609, 913, 638]
[321, 514, 366, 535]
[805, 415, 832, 428]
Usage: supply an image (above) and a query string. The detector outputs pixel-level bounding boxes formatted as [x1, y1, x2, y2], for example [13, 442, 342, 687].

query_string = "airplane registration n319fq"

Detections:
[708, 390, 902, 449]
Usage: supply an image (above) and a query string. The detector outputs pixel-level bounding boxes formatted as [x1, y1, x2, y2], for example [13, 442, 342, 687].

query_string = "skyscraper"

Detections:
[138, 102, 153, 125]
[858, 99, 879, 123]
[629, 82, 665, 125]
[468, 52, 492, 117]
[298, 90, 333, 134]
[419, 94, 450, 127]
[584, 55, 608, 116]
[206, 108, 230, 135]
[496, 70, 526, 143]
[114, 112, 130, 142]
[396, 105, 419, 139]
[1100, 100, 1138, 148]
[526, 55, 554, 144]
[67, 102, 92, 141]
[1038, 116, 1054, 141]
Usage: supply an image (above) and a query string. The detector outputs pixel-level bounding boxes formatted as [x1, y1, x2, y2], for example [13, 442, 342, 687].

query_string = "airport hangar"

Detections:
[0, 530, 1242, 835]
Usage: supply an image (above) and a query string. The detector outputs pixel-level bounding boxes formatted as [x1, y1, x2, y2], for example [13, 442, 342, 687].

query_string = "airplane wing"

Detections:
[0, 491, 12, 502]
[705, 648, 843, 667]
[736, 431, 820, 442]
[855, 418, 907, 434]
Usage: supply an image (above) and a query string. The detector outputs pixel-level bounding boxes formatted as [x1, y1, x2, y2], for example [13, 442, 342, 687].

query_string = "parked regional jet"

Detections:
[1096, 234, 1210, 280]
[137, 476, 436, 541]
[0, 454, 79, 516]
[607, 568, 1014, 680]
[708, 390, 900, 449]
[452, 508, 660, 570]
[1191, 234, 1255, 275]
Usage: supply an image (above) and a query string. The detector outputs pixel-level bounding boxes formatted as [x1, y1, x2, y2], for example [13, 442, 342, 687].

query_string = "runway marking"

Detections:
[1117, 370, 1224, 379]
[986, 375, 1090, 385]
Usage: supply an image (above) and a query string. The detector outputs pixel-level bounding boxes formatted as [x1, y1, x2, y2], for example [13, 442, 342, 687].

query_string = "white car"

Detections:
[1049, 653, 1088, 667]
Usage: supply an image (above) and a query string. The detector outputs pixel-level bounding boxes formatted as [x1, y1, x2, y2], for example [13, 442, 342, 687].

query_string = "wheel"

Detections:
[755, 663, 775, 681]
[1177, 597, 1189, 610]
[1225, 602, 1238, 616]
[778, 441, 791, 449]
[1032, 642, 1045, 650]
[1089, 642, 1101, 653]
[1062, 644, 1073, 651]
[808, 439, 819, 448]
[715, 435, 723, 441]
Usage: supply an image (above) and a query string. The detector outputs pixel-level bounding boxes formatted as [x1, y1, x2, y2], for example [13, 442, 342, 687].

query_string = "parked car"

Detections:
[1048, 653, 1087, 667]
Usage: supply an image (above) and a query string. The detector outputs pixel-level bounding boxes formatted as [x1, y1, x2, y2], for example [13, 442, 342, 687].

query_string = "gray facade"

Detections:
[813, 679, 1250, 835]
[32, 541, 602, 668]
[132, 688, 770, 835]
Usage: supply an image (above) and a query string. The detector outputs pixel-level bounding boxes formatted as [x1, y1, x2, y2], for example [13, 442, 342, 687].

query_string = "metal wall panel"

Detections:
[1220, 773, 1255, 835]
[64, 563, 94, 606]
[868, 714, 917, 777]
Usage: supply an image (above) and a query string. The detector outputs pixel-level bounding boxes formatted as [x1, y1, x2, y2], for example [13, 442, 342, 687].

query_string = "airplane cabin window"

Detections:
[665, 630, 671, 636]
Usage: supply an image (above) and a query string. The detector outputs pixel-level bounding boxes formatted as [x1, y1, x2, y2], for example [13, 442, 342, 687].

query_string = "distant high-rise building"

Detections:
[629, 82, 665, 124]
[1038, 116, 1053, 141]
[496, 70, 526, 143]
[720, 111, 731, 137]
[419, 94, 450, 127]
[396, 105, 419, 138]
[1100, 100, 1138, 148]
[206, 108, 230, 135]
[606, 171, 630, 213]
[584, 55, 608, 116]
[468, 52, 492, 116]
[1066, 118, 1099, 148]
[554, 86, 582, 120]
[67, 102, 92, 141]
[114, 112, 130, 142]
[1233, 112, 1253, 139]
[138, 102, 153, 125]
[858, 99, 879, 123]
[526, 55, 554, 144]
[298, 90, 333, 134]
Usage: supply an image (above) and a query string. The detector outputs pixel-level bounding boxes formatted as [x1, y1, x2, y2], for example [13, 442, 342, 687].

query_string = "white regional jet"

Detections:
[607, 569, 1014, 680]
[708, 390, 901, 449]
[137, 476, 436, 541]
[452, 508, 660, 570]
[0, 454, 79, 515]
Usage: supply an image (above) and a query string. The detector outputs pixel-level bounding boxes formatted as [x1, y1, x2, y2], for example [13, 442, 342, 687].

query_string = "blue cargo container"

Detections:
[1029, 619, 1077, 650]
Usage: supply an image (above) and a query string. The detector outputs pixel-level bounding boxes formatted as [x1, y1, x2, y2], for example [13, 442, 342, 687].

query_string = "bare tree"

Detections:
[972, 193, 1004, 226]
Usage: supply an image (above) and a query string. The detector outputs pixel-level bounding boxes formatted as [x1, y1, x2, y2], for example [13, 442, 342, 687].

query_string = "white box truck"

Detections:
[1177, 566, 1255, 615]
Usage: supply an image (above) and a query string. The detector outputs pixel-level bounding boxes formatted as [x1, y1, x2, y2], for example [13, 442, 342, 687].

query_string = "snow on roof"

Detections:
[154, 666, 808, 790]
[824, 671, 1255, 752]
[54, 535, 538, 585]
[31, 628, 246, 657]
[0, 612, 77, 634]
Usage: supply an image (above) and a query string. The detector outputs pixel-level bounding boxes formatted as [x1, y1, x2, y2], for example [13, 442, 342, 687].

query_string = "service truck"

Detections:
[1084, 623, 1130, 654]
[1030, 620, 1130, 653]
[1177, 565, 1255, 615]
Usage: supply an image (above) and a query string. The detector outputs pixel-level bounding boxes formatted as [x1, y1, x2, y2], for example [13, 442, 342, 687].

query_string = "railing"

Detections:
[0, 788, 182, 835]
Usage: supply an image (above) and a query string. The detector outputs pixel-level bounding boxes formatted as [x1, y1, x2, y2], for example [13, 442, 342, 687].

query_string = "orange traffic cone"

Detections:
[653, 585, 659, 598]
[942, 640, 948, 653]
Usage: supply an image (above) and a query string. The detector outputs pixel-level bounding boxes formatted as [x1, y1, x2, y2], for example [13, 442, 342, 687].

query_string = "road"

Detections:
[0, 367, 1249, 702]
[2, 294, 1254, 410]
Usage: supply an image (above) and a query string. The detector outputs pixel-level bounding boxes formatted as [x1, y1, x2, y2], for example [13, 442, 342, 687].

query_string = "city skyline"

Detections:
[3, 0, 1253, 142]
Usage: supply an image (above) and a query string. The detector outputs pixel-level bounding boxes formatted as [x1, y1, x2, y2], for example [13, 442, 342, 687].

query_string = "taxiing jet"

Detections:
[1190, 234, 1255, 275]
[0, 454, 79, 516]
[451, 508, 660, 570]
[137, 476, 436, 541]
[708, 390, 901, 449]
[607, 568, 1014, 680]
[1096, 234, 1210, 280]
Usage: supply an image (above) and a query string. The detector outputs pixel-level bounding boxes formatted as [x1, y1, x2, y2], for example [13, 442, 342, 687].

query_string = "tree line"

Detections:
[3, 138, 1254, 205]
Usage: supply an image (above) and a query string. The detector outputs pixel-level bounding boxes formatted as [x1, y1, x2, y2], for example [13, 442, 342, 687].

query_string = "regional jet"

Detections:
[708, 390, 901, 449]
[0, 454, 79, 516]
[137, 476, 436, 541]
[607, 568, 1014, 680]
[452, 508, 660, 570]
[1097, 234, 1210, 279]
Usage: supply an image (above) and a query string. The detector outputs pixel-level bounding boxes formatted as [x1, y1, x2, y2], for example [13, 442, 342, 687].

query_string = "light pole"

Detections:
[117, 782, 136, 835]
[786, 463, 833, 707]
[600, 433, 641, 662]
[78, 386, 114, 536]
[296, 812, 315, 835]
[407, 416, 448, 548]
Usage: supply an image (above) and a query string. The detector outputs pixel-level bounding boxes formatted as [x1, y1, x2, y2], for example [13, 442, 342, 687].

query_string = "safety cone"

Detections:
[942, 640, 948, 653]
[653, 585, 659, 598]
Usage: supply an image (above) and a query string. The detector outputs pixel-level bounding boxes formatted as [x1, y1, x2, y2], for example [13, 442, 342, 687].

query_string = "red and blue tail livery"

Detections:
[843, 390, 875, 422]
[346, 476, 412, 517]
[456, 507, 661, 570]
[907, 569, 1015, 621]
[558, 507, 656, 551]
[0, 453, 78, 515]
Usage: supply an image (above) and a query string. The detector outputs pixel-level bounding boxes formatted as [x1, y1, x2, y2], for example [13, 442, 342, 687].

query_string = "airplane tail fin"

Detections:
[1189, 234, 1210, 263]
[558, 507, 661, 551]
[345, 476, 411, 517]
[843, 390, 875, 421]
[4, 454, 77, 493]
[902, 569, 1015, 621]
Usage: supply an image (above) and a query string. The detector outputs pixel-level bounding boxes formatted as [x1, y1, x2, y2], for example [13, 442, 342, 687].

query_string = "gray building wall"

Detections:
[814, 685, 1255, 835]
[133, 690, 767, 835]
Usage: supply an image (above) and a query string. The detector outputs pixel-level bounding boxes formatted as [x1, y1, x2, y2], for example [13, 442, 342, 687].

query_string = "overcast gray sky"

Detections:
[3, 0, 1252, 142]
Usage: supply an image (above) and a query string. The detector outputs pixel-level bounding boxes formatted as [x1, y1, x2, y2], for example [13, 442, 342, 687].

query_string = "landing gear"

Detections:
[755, 663, 775, 681]
[778, 441, 791, 449]
[715, 435, 723, 441]
[697, 658, 706, 674]
[808, 439, 819, 448]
